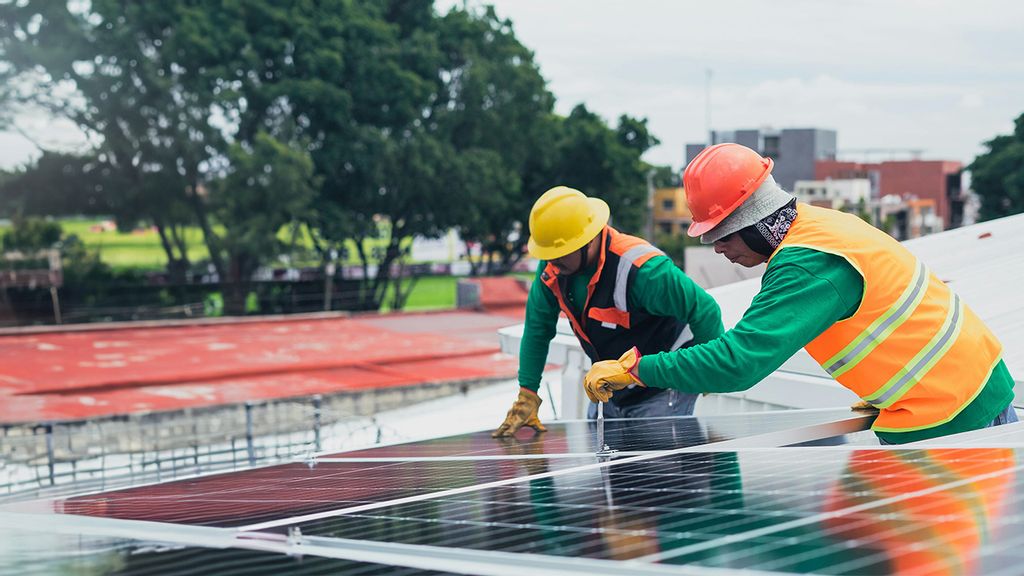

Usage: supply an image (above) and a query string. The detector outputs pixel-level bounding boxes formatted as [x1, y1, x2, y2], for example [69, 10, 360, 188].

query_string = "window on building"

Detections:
[763, 135, 780, 159]
[662, 199, 674, 210]
[659, 222, 673, 235]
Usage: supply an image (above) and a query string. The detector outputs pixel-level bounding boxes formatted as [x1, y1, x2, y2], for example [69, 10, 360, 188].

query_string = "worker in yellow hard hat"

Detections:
[584, 143, 1016, 444]
[493, 186, 724, 437]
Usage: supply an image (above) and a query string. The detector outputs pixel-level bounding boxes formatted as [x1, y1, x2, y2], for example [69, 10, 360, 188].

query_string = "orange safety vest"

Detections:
[770, 204, 1003, 433]
[541, 226, 694, 406]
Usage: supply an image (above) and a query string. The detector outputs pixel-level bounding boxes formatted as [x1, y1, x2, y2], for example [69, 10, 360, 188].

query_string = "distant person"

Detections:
[493, 186, 723, 437]
[584, 143, 1016, 444]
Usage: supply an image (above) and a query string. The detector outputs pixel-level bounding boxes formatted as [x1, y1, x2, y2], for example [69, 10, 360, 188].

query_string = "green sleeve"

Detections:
[628, 255, 724, 344]
[517, 261, 561, 392]
[636, 248, 863, 393]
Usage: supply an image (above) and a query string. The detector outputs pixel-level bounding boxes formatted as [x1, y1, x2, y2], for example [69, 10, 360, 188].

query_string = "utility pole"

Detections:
[705, 68, 713, 143]
[645, 169, 656, 242]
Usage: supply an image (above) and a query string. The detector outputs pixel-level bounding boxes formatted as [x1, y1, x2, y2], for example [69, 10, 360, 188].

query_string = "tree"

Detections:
[207, 133, 317, 315]
[650, 165, 681, 189]
[1, 217, 62, 252]
[430, 5, 555, 276]
[545, 105, 660, 235]
[0, 152, 119, 217]
[0, 1, 218, 282]
[969, 112, 1024, 221]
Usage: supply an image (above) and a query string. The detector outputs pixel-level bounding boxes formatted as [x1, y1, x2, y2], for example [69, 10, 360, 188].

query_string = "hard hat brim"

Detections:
[527, 197, 610, 260]
[686, 218, 718, 238]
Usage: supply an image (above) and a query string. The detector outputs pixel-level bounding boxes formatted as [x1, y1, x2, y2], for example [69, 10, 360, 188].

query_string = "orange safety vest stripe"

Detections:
[542, 227, 664, 338]
[770, 204, 1003, 432]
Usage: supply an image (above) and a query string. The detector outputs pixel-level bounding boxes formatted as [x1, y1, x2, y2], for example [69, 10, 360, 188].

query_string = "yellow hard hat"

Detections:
[527, 186, 609, 260]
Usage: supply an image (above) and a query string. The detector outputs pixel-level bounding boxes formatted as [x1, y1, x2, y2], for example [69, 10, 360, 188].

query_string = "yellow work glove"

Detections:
[492, 387, 547, 437]
[584, 346, 644, 403]
[850, 400, 878, 412]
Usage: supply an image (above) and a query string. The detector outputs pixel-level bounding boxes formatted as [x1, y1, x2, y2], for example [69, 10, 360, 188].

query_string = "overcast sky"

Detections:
[3, 0, 1022, 172]
[443, 0, 1024, 171]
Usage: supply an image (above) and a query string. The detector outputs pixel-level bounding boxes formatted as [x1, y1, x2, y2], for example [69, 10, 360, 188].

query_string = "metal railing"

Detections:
[0, 395, 388, 501]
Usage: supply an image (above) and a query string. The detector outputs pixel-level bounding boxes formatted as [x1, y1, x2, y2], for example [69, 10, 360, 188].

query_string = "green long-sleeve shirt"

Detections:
[518, 255, 724, 393]
[637, 247, 1015, 444]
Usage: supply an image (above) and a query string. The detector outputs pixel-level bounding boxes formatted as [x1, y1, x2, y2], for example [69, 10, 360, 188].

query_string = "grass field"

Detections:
[381, 275, 458, 311]
[1, 217, 460, 311]
[59, 218, 211, 269]
[1, 218, 415, 270]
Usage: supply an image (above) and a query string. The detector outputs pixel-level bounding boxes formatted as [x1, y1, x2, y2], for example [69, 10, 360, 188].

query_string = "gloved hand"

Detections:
[850, 400, 878, 412]
[584, 346, 643, 403]
[492, 387, 547, 437]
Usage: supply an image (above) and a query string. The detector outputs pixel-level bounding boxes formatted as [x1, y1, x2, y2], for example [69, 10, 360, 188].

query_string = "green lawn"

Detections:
[381, 275, 457, 311]
[1, 218, 461, 312]
[1, 218, 414, 271]
[59, 218, 210, 269]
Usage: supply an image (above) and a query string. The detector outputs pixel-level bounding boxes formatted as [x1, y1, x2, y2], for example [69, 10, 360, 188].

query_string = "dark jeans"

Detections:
[878, 404, 1019, 445]
[587, 389, 698, 419]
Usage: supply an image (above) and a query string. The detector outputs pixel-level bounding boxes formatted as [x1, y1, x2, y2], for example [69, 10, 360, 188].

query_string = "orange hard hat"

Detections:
[683, 143, 774, 237]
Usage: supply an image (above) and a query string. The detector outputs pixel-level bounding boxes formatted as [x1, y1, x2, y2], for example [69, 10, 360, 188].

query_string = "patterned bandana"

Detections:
[738, 199, 798, 256]
[756, 198, 798, 250]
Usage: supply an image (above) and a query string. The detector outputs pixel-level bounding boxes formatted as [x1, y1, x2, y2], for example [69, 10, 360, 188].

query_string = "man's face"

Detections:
[713, 232, 768, 268]
[549, 246, 586, 277]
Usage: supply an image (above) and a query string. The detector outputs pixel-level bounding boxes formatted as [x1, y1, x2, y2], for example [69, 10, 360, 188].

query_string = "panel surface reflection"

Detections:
[287, 448, 1022, 575]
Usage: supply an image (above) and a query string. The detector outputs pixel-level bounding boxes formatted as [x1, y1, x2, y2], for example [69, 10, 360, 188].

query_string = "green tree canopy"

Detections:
[0, 0, 665, 313]
[969, 112, 1024, 221]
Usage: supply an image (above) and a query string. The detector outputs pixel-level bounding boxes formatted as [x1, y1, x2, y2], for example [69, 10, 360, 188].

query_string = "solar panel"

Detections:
[35, 409, 866, 529]
[269, 447, 1024, 574]
[47, 457, 595, 527]
[6, 409, 1023, 575]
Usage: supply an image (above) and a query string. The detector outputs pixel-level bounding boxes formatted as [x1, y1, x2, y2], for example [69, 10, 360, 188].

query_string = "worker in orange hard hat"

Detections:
[493, 186, 724, 437]
[584, 143, 1017, 444]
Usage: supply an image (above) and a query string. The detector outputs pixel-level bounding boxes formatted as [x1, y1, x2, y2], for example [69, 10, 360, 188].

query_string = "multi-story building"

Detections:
[793, 178, 871, 211]
[816, 160, 964, 228]
[686, 128, 837, 190]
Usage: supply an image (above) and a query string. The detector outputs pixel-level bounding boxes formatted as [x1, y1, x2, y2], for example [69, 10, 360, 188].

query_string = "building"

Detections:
[651, 186, 691, 236]
[686, 127, 837, 190]
[817, 159, 964, 229]
[878, 195, 942, 240]
[793, 178, 871, 210]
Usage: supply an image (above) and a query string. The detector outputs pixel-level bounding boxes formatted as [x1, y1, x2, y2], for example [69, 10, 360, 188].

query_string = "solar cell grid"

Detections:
[274, 448, 1024, 575]
[49, 457, 592, 527]
[17, 410, 1024, 575]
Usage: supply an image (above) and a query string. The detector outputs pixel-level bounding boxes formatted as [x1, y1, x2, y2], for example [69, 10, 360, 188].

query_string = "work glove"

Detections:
[492, 387, 547, 437]
[584, 346, 644, 403]
[850, 400, 878, 412]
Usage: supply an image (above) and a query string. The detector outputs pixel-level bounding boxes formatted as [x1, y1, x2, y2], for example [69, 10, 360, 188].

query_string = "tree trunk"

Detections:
[222, 253, 249, 316]
[464, 240, 481, 276]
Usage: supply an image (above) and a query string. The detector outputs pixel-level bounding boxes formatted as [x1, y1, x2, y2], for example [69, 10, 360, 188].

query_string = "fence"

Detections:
[0, 393, 414, 502]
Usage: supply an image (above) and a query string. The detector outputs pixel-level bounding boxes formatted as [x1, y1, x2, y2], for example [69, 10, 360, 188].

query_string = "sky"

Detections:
[2, 0, 1023, 172]
[439, 0, 1024, 171]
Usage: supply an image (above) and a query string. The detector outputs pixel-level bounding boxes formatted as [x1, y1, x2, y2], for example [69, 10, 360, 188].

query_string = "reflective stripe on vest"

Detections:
[542, 227, 692, 360]
[823, 260, 929, 379]
[865, 291, 964, 408]
[611, 243, 691, 345]
[613, 244, 662, 311]
[770, 204, 1003, 433]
